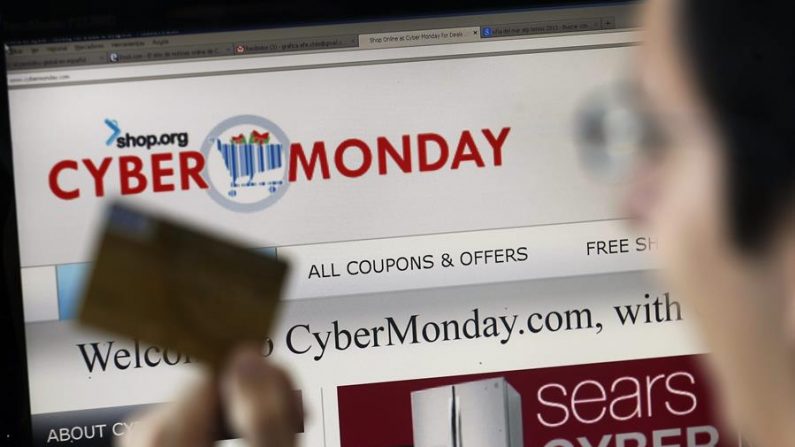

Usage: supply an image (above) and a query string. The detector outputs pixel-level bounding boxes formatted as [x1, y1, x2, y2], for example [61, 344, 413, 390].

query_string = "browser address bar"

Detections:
[7, 31, 637, 87]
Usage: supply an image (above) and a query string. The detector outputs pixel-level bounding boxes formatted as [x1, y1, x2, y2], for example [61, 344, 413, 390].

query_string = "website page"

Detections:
[7, 19, 738, 447]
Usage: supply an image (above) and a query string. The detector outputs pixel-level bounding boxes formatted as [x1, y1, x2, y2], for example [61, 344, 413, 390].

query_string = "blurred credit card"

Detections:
[78, 203, 288, 367]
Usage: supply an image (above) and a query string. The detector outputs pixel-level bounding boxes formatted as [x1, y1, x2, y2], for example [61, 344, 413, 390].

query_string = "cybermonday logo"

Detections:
[47, 115, 510, 209]
[201, 115, 291, 212]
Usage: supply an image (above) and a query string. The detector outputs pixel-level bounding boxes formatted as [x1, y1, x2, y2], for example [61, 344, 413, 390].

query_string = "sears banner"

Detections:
[337, 355, 737, 447]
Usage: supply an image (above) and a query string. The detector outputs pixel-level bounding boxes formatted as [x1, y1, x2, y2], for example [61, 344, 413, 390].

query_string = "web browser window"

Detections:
[6, 4, 739, 446]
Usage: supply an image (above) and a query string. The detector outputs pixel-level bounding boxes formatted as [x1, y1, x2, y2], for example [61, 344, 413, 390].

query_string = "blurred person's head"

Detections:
[630, 0, 795, 444]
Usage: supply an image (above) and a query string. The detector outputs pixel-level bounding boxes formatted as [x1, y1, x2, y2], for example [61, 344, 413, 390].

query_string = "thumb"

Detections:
[117, 376, 219, 447]
[221, 346, 299, 447]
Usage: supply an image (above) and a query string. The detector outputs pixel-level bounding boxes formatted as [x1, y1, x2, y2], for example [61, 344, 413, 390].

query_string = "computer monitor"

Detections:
[1, 2, 733, 446]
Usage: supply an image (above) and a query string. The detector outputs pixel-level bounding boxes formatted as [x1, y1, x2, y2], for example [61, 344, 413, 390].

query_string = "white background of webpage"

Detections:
[26, 271, 704, 447]
[10, 32, 710, 447]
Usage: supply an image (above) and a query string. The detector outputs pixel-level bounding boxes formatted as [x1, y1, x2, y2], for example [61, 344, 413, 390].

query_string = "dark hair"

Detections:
[680, 1, 795, 251]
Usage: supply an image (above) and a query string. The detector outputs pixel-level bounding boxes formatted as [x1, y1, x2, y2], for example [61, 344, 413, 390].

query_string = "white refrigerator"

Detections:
[411, 377, 524, 447]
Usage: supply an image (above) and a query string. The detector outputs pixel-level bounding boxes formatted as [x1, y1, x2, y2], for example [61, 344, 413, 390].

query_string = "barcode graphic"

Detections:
[217, 140, 283, 186]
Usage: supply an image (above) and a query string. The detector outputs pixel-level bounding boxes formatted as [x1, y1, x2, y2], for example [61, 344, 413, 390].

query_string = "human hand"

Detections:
[118, 345, 298, 447]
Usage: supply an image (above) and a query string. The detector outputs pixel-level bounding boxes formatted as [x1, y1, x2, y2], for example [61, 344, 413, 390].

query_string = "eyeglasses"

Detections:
[576, 81, 670, 181]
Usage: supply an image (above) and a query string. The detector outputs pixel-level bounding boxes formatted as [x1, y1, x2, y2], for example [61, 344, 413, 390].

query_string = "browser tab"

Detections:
[105, 44, 234, 64]
[359, 27, 481, 49]
[233, 35, 358, 55]
[481, 17, 611, 39]
[6, 52, 107, 70]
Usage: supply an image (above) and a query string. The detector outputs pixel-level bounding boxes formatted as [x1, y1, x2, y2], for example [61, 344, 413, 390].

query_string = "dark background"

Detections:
[0, 1, 631, 445]
[1, 0, 631, 42]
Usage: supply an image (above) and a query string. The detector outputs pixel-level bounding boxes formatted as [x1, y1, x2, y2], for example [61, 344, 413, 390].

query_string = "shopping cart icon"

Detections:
[216, 130, 285, 197]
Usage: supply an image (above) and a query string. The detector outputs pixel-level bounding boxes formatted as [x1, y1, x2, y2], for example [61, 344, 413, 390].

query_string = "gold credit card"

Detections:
[78, 203, 288, 367]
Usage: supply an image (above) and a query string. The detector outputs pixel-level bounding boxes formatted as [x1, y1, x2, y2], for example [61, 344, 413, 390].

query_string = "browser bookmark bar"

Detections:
[7, 31, 638, 88]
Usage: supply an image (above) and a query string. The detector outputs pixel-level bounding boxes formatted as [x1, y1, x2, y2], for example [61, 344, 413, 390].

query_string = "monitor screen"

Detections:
[4, 3, 733, 446]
